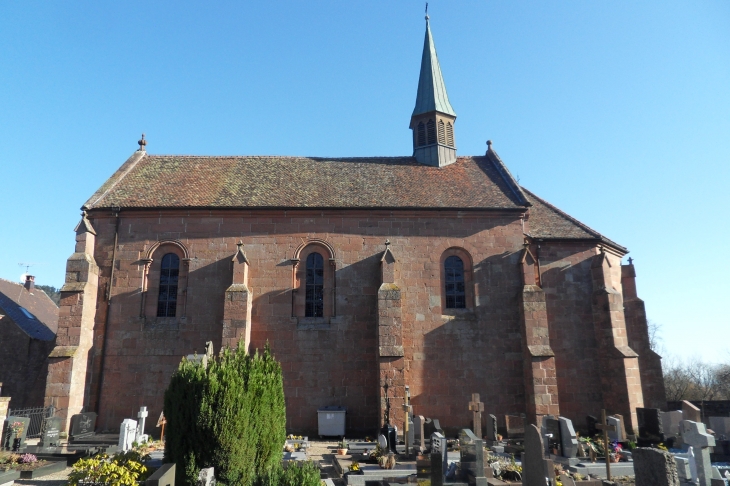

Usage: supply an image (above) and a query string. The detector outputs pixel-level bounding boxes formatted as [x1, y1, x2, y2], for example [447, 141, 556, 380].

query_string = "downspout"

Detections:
[95, 207, 120, 415]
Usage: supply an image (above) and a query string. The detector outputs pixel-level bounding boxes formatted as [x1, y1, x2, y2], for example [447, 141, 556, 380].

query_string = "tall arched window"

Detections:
[157, 253, 180, 317]
[305, 252, 324, 317]
[427, 119, 436, 144]
[444, 255, 466, 309]
[417, 122, 426, 146]
[437, 120, 446, 144]
[446, 122, 454, 146]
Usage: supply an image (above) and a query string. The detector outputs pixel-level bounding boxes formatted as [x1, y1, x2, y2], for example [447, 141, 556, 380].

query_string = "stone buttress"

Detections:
[44, 214, 100, 431]
[621, 261, 666, 409]
[518, 246, 560, 425]
[221, 241, 252, 351]
[377, 243, 405, 428]
[590, 249, 644, 433]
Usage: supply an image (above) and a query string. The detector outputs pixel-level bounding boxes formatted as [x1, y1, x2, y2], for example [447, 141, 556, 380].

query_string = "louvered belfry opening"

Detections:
[426, 119, 436, 145]
[437, 120, 446, 144]
[417, 122, 426, 146]
[446, 122, 454, 147]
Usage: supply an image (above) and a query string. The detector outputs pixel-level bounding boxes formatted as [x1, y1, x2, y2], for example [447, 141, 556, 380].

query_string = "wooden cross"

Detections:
[469, 393, 485, 437]
[595, 409, 616, 481]
[156, 411, 167, 442]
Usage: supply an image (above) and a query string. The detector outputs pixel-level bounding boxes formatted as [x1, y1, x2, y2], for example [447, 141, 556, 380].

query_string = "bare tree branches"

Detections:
[663, 355, 730, 401]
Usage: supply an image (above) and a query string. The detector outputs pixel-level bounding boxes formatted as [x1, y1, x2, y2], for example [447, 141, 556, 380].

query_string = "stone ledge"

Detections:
[527, 345, 555, 357]
[379, 345, 404, 357]
[49, 346, 78, 358]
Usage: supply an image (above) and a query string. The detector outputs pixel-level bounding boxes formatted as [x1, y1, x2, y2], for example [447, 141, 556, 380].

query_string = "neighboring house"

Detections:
[0, 276, 58, 409]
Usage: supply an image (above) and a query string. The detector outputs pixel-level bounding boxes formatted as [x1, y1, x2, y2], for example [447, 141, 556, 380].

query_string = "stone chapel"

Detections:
[45, 18, 665, 436]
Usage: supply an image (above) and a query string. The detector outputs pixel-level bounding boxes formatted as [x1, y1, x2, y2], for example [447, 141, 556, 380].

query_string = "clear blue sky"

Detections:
[1, 1, 728, 362]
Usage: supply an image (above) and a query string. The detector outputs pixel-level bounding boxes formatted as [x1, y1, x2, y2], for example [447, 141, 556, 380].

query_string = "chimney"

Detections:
[24, 275, 35, 291]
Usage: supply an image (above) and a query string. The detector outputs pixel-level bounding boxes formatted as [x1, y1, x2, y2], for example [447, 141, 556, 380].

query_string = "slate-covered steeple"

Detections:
[410, 15, 457, 167]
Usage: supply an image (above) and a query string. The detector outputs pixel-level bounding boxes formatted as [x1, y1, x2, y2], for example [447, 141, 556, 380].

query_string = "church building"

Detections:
[45, 17, 665, 436]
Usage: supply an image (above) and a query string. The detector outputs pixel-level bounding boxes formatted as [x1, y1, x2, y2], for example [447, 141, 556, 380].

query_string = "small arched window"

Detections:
[446, 122, 454, 147]
[157, 253, 180, 317]
[437, 120, 446, 144]
[426, 119, 436, 144]
[417, 122, 426, 146]
[444, 256, 466, 309]
[305, 253, 324, 318]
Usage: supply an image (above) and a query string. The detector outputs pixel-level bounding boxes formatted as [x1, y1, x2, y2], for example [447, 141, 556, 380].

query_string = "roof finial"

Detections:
[425, 2, 429, 21]
[487, 140, 493, 150]
[138, 133, 147, 151]
[385, 239, 391, 248]
[628, 257, 634, 265]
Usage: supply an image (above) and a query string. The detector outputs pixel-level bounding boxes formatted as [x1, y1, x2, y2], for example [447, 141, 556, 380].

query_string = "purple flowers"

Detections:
[19, 453, 38, 464]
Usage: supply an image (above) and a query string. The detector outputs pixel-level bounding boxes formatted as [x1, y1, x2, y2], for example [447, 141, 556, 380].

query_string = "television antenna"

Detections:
[18, 262, 45, 282]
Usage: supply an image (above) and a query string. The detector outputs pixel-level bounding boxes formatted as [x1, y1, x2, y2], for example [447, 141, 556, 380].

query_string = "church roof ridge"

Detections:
[412, 18, 456, 118]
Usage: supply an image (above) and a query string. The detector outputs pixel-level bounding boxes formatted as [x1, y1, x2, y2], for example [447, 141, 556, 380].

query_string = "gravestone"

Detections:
[681, 419, 716, 486]
[469, 394, 485, 438]
[545, 417, 562, 456]
[2, 416, 30, 450]
[486, 414, 498, 442]
[423, 418, 443, 440]
[377, 434, 387, 449]
[459, 429, 487, 486]
[661, 411, 683, 439]
[119, 418, 138, 451]
[406, 415, 414, 453]
[198, 467, 215, 486]
[559, 417, 579, 458]
[709, 417, 730, 439]
[682, 400, 702, 423]
[137, 406, 149, 442]
[607, 416, 624, 442]
[69, 412, 97, 442]
[39, 416, 62, 448]
[522, 424, 554, 486]
[632, 447, 680, 486]
[674, 456, 691, 482]
[614, 414, 628, 440]
[637, 408, 664, 447]
[413, 415, 426, 453]
[586, 415, 599, 437]
[505, 414, 525, 439]
[146, 463, 176, 486]
[430, 431, 448, 486]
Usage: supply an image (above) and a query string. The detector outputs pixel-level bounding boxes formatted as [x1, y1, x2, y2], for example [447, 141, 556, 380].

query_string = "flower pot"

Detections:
[337, 448, 348, 455]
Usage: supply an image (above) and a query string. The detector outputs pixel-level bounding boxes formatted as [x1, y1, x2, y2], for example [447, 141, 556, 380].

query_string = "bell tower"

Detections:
[410, 14, 457, 167]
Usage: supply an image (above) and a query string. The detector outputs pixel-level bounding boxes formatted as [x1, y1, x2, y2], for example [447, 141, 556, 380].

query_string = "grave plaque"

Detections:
[458, 429, 487, 486]
[545, 418, 562, 456]
[559, 417, 579, 458]
[486, 414, 498, 442]
[505, 414, 525, 439]
[2, 416, 31, 450]
[69, 412, 97, 442]
[637, 408, 664, 447]
[39, 417, 62, 448]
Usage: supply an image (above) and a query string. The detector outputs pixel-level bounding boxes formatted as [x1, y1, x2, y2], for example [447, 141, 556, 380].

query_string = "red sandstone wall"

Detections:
[539, 242, 605, 431]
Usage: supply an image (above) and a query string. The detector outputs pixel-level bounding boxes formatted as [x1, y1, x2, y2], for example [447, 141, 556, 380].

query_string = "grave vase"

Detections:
[12, 438, 21, 452]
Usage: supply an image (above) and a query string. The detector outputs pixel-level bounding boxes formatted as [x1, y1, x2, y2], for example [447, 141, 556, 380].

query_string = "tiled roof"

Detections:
[0, 278, 58, 341]
[523, 189, 626, 252]
[84, 154, 528, 210]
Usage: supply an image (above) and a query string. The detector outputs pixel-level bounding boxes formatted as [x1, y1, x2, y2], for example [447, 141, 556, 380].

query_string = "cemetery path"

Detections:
[10, 466, 73, 486]
[307, 440, 346, 485]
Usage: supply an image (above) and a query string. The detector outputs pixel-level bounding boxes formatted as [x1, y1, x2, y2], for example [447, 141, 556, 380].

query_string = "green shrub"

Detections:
[164, 344, 287, 486]
[253, 461, 321, 486]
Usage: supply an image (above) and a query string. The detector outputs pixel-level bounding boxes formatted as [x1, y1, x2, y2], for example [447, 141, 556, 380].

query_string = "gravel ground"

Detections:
[10, 466, 73, 486]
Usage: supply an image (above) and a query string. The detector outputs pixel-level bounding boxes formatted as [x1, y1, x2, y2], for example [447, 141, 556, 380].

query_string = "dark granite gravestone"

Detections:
[423, 418, 443, 441]
[586, 415, 599, 437]
[505, 414, 525, 439]
[380, 423, 397, 453]
[39, 417, 62, 448]
[637, 408, 665, 447]
[458, 429, 487, 486]
[69, 412, 97, 442]
[430, 432, 448, 486]
[2, 416, 31, 451]
[522, 424, 554, 486]
[486, 414, 498, 442]
[632, 448, 680, 486]
[545, 417, 563, 456]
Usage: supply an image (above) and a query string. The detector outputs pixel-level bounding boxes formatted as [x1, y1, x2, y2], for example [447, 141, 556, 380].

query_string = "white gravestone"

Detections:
[681, 420, 716, 486]
[137, 406, 149, 443]
[118, 418, 138, 451]
[198, 467, 216, 486]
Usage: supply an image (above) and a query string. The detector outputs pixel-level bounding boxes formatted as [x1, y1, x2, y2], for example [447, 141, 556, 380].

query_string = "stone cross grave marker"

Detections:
[559, 417, 579, 458]
[119, 418, 138, 452]
[681, 419, 716, 486]
[137, 406, 149, 442]
[486, 414, 498, 442]
[459, 429, 487, 486]
[414, 415, 425, 454]
[682, 400, 702, 423]
[638, 408, 665, 447]
[469, 393, 484, 438]
[632, 447, 680, 486]
[522, 424, 554, 486]
[596, 409, 617, 481]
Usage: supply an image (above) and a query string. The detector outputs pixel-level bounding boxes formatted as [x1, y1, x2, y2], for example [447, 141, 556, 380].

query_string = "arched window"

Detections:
[157, 253, 180, 317]
[305, 252, 324, 318]
[437, 120, 446, 144]
[417, 122, 426, 146]
[444, 255, 466, 309]
[426, 119, 436, 144]
[446, 122, 454, 146]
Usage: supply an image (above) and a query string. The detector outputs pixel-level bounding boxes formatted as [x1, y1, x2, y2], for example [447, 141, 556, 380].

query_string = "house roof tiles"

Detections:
[0, 278, 58, 341]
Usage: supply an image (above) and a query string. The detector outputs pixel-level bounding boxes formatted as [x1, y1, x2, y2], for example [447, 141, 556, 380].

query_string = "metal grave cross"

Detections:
[469, 393, 485, 437]
[156, 411, 167, 442]
[595, 409, 617, 481]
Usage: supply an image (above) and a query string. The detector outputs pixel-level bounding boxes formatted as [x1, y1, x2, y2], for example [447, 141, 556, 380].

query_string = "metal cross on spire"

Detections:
[425, 2, 429, 20]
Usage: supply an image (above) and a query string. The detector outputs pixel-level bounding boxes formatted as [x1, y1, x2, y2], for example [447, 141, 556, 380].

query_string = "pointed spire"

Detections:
[412, 17, 456, 118]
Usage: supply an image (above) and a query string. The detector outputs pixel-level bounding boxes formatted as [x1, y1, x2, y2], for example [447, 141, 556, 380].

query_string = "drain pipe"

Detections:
[95, 207, 120, 415]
